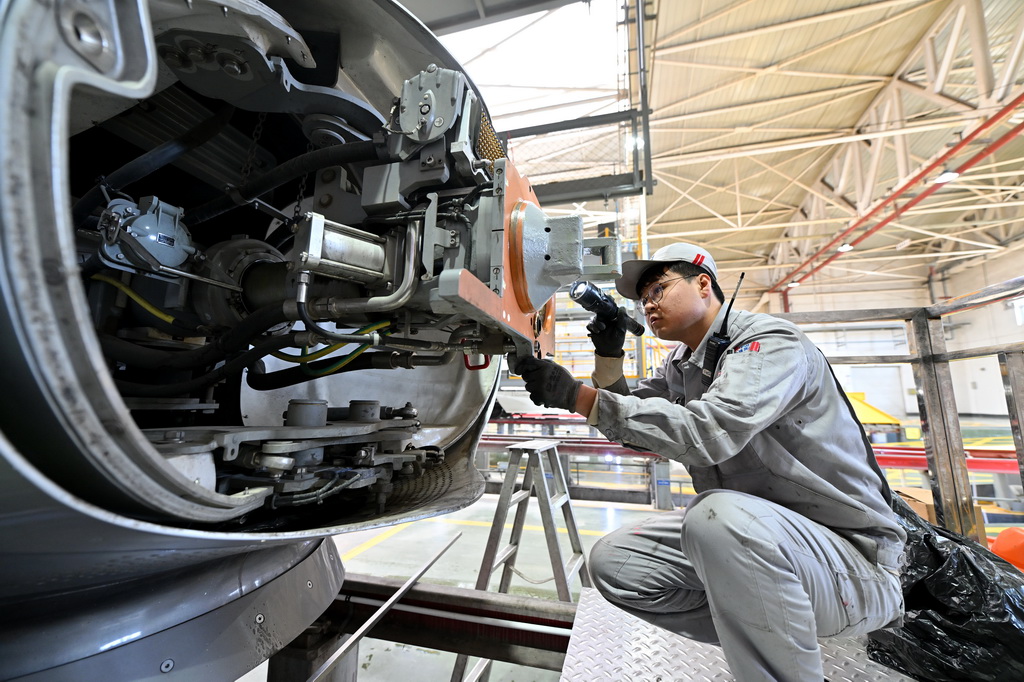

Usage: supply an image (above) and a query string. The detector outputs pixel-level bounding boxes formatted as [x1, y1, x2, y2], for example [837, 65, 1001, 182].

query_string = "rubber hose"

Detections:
[99, 301, 290, 369]
[187, 140, 385, 225]
[114, 332, 301, 398]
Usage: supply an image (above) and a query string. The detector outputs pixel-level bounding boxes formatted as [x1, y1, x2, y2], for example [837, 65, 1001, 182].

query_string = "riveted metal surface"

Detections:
[561, 588, 916, 682]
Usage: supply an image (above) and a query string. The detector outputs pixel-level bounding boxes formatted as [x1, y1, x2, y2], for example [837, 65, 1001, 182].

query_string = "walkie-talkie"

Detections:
[701, 272, 745, 387]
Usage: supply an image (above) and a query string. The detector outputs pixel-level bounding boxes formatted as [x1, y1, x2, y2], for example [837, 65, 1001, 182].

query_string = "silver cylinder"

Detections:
[286, 399, 329, 427]
[285, 399, 329, 466]
[348, 400, 380, 422]
[321, 229, 387, 280]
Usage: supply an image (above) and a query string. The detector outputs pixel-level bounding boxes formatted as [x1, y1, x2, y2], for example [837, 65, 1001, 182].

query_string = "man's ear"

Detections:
[698, 273, 713, 299]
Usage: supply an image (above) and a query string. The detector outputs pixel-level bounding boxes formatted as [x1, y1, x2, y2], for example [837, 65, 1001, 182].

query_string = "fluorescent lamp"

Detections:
[787, 281, 801, 288]
[933, 169, 960, 184]
[837, 243, 853, 252]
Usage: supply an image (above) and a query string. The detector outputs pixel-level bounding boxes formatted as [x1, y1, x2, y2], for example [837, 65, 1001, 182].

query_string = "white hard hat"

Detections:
[615, 242, 718, 299]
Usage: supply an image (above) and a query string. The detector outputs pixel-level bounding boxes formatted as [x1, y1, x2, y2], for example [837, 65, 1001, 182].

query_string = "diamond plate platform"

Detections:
[561, 588, 916, 681]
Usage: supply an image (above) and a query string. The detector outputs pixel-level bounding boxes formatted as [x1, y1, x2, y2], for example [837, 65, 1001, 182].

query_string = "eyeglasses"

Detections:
[636, 275, 691, 312]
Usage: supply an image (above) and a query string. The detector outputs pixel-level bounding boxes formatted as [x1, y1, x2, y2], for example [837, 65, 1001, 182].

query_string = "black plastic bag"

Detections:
[866, 496, 1024, 681]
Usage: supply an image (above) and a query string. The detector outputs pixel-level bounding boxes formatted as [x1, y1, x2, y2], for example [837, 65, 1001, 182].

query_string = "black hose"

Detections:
[72, 105, 236, 227]
[187, 140, 386, 225]
[245, 351, 384, 391]
[114, 332, 301, 398]
[99, 302, 290, 369]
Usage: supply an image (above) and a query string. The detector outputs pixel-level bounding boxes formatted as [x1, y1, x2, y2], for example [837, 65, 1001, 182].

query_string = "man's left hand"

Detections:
[509, 355, 582, 412]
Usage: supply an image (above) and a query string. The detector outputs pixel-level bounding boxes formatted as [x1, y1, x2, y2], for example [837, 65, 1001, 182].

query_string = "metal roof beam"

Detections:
[656, 0, 934, 57]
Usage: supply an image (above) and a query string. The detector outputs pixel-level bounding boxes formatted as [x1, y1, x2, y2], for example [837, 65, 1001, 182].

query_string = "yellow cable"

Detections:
[272, 343, 343, 363]
[90, 273, 176, 324]
[271, 320, 392, 363]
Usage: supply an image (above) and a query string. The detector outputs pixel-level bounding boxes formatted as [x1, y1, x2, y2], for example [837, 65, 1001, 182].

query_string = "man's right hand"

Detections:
[587, 309, 631, 358]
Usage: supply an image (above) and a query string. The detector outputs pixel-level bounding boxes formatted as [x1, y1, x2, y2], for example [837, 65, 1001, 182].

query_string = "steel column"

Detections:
[908, 312, 979, 540]
[998, 351, 1024, 486]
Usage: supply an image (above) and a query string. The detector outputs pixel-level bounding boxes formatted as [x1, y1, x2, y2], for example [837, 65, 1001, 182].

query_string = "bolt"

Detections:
[434, 117, 445, 127]
[255, 613, 265, 624]
[495, 168, 503, 175]
[221, 58, 244, 77]
[321, 169, 336, 183]
[307, 580, 313, 589]
[160, 659, 174, 674]
[318, 194, 333, 207]
[426, 63, 438, 73]
[419, 104, 431, 114]
[70, 11, 106, 57]
[162, 49, 186, 69]
[186, 46, 205, 63]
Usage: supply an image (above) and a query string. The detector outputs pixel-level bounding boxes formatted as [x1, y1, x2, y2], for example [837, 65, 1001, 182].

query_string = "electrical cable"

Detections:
[90, 273, 177, 325]
[114, 332, 302, 397]
[245, 351, 395, 391]
[301, 342, 371, 377]
[270, 321, 391, 363]
[99, 301, 290, 369]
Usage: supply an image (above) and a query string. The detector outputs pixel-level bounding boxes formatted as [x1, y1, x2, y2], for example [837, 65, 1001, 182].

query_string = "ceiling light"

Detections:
[933, 169, 960, 184]
[837, 243, 853, 252]
[787, 281, 801, 288]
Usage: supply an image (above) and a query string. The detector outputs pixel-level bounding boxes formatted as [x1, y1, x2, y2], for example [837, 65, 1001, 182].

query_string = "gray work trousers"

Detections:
[589, 490, 903, 682]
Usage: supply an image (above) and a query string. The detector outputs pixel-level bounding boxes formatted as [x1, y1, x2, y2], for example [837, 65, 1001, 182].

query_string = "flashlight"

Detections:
[569, 280, 645, 336]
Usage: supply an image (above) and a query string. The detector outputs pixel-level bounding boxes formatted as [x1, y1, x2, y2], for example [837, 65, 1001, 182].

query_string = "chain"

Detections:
[293, 141, 316, 221]
[239, 112, 267, 185]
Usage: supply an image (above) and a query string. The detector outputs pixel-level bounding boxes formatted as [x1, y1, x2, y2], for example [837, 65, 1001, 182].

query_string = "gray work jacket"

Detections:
[595, 306, 906, 570]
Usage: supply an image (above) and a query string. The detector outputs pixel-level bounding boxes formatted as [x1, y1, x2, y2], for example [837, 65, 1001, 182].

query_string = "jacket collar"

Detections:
[679, 305, 733, 368]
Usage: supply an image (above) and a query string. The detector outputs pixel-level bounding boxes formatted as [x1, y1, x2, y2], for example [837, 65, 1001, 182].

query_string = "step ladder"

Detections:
[451, 439, 592, 681]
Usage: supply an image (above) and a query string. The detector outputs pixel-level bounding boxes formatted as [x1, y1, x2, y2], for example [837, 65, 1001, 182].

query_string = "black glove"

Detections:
[587, 308, 630, 358]
[510, 355, 581, 411]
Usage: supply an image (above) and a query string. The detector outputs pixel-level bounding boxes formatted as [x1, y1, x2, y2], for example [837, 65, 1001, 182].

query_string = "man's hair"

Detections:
[637, 262, 725, 304]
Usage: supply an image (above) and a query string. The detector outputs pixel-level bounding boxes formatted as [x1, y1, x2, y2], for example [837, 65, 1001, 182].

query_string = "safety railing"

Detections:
[776, 276, 1024, 542]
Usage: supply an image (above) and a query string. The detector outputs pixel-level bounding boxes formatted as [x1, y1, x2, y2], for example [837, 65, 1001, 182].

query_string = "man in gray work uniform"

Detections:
[512, 242, 906, 682]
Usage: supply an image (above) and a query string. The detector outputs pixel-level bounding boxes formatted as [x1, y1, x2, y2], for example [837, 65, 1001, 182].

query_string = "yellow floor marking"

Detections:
[341, 522, 412, 561]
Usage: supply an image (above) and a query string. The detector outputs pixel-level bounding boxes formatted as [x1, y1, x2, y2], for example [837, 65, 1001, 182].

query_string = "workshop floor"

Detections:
[239, 494, 663, 682]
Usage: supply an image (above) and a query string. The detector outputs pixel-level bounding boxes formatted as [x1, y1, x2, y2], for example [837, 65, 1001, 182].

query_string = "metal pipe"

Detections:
[341, 596, 572, 637]
[634, 0, 654, 194]
[324, 223, 421, 315]
[767, 88, 1024, 292]
[306, 532, 462, 682]
[924, 275, 1024, 317]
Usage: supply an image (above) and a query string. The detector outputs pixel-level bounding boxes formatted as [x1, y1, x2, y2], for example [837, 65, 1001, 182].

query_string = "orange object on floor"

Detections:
[991, 527, 1024, 571]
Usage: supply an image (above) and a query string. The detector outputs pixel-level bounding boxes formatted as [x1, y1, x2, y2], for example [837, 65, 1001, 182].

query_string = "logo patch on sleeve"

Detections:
[734, 341, 761, 353]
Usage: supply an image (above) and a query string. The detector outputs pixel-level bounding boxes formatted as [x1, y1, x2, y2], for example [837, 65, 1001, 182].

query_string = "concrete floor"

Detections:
[238, 493, 664, 682]
[235, 416, 1024, 681]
